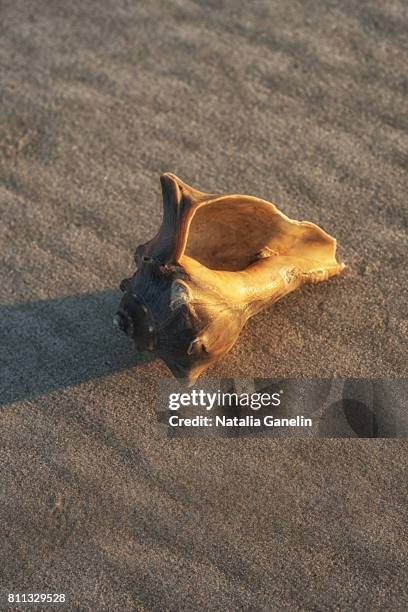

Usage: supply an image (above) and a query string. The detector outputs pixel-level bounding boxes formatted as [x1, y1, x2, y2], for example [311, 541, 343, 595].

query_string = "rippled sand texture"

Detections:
[1, 1, 407, 610]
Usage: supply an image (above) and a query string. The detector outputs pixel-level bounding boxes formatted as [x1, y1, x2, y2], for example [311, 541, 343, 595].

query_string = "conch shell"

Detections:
[115, 173, 344, 384]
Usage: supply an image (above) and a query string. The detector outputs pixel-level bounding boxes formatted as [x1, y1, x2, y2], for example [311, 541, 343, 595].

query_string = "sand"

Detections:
[0, 1, 407, 609]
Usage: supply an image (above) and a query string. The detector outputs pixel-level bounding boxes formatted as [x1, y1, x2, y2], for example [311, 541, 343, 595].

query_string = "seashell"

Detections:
[115, 173, 345, 384]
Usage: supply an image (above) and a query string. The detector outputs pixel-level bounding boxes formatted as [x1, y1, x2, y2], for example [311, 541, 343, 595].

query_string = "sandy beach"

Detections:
[1, 1, 407, 609]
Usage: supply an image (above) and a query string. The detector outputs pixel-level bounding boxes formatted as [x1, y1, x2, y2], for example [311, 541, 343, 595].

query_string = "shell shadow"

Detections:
[0, 289, 152, 406]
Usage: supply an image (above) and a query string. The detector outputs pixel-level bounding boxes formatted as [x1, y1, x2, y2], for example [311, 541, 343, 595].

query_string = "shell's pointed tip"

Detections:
[178, 374, 199, 387]
[160, 172, 176, 187]
[160, 171, 179, 181]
